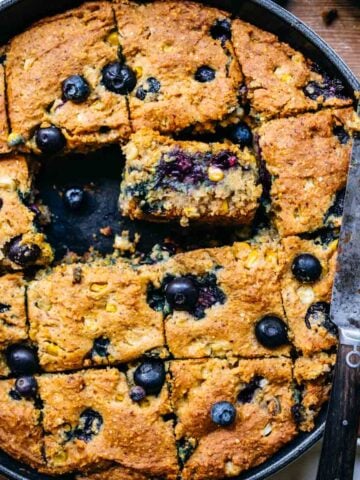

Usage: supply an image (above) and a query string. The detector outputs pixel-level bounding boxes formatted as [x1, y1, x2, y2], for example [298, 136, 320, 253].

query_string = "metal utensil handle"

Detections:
[316, 329, 360, 480]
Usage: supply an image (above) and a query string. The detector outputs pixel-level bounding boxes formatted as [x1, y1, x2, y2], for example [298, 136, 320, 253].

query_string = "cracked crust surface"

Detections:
[120, 129, 261, 226]
[6, 2, 130, 152]
[258, 108, 356, 236]
[28, 260, 165, 372]
[113, 0, 243, 133]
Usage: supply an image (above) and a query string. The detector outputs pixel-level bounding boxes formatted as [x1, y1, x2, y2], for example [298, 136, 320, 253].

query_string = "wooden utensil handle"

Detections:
[316, 341, 360, 480]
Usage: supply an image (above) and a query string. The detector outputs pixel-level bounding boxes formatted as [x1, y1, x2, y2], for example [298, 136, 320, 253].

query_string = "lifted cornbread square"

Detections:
[148, 238, 290, 358]
[231, 19, 353, 120]
[28, 260, 165, 372]
[38, 368, 178, 477]
[0, 64, 9, 154]
[258, 108, 356, 236]
[119, 129, 261, 226]
[0, 156, 53, 269]
[170, 358, 296, 480]
[6, 2, 131, 154]
[0, 377, 44, 469]
[113, 0, 243, 133]
[280, 233, 338, 355]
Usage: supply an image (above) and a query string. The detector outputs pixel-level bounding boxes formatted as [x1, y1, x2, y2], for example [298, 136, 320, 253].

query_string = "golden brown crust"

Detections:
[76, 464, 157, 480]
[232, 19, 352, 120]
[120, 129, 261, 226]
[294, 353, 335, 432]
[0, 273, 26, 348]
[159, 239, 290, 358]
[113, 0, 243, 133]
[279, 235, 338, 355]
[0, 65, 9, 154]
[0, 156, 53, 268]
[38, 368, 178, 477]
[258, 109, 354, 236]
[0, 378, 45, 468]
[6, 2, 130, 152]
[28, 261, 165, 372]
[170, 358, 296, 480]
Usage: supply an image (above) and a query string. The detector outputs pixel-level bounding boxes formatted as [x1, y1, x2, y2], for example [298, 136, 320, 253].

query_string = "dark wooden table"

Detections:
[285, 0, 360, 78]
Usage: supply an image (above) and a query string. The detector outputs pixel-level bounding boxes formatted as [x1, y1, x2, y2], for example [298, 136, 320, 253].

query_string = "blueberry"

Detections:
[165, 277, 199, 311]
[62, 75, 90, 103]
[129, 385, 146, 402]
[210, 401, 236, 426]
[15, 376, 38, 398]
[134, 360, 165, 395]
[228, 122, 253, 148]
[255, 316, 288, 349]
[136, 77, 161, 100]
[6, 345, 38, 375]
[63, 187, 85, 211]
[91, 337, 110, 358]
[135, 87, 147, 101]
[333, 126, 350, 145]
[210, 19, 232, 41]
[194, 66, 216, 83]
[292, 254, 322, 283]
[35, 126, 66, 154]
[102, 62, 136, 94]
[73, 409, 103, 442]
[8, 238, 41, 266]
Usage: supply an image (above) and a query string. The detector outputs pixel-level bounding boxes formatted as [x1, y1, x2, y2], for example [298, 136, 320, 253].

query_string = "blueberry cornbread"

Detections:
[293, 353, 336, 432]
[279, 233, 338, 355]
[28, 261, 165, 372]
[258, 108, 357, 236]
[38, 367, 178, 477]
[0, 65, 9, 154]
[232, 19, 353, 121]
[119, 129, 261, 226]
[6, 2, 131, 154]
[148, 238, 291, 358]
[0, 156, 53, 269]
[113, 0, 243, 133]
[0, 273, 27, 376]
[0, 377, 44, 469]
[170, 358, 296, 480]
[0, 0, 358, 478]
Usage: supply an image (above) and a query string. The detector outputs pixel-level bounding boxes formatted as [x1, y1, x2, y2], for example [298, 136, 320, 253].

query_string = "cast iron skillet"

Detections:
[0, 0, 358, 479]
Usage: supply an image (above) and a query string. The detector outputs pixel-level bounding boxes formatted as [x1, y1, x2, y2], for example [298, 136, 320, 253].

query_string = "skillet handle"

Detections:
[316, 335, 360, 480]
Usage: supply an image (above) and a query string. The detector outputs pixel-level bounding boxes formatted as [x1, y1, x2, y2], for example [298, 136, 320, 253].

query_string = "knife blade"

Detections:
[317, 122, 360, 480]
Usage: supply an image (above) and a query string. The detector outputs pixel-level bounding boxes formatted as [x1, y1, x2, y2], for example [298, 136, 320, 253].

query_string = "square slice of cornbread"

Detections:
[258, 108, 357, 236]
[0, 377, 45, 469]
[38, 368, 178, 478]
[0, 156, 53, 269]
[113, 0, 243, 134]
[28, 260, 165, 372]
[170, 358, 296, 480]
[232, 19, 353, 121]
[6, 2, 130, 153]
[119, 129, 261, 227]
[279, 233, 338, 355]
[148, 238, 290, 358]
